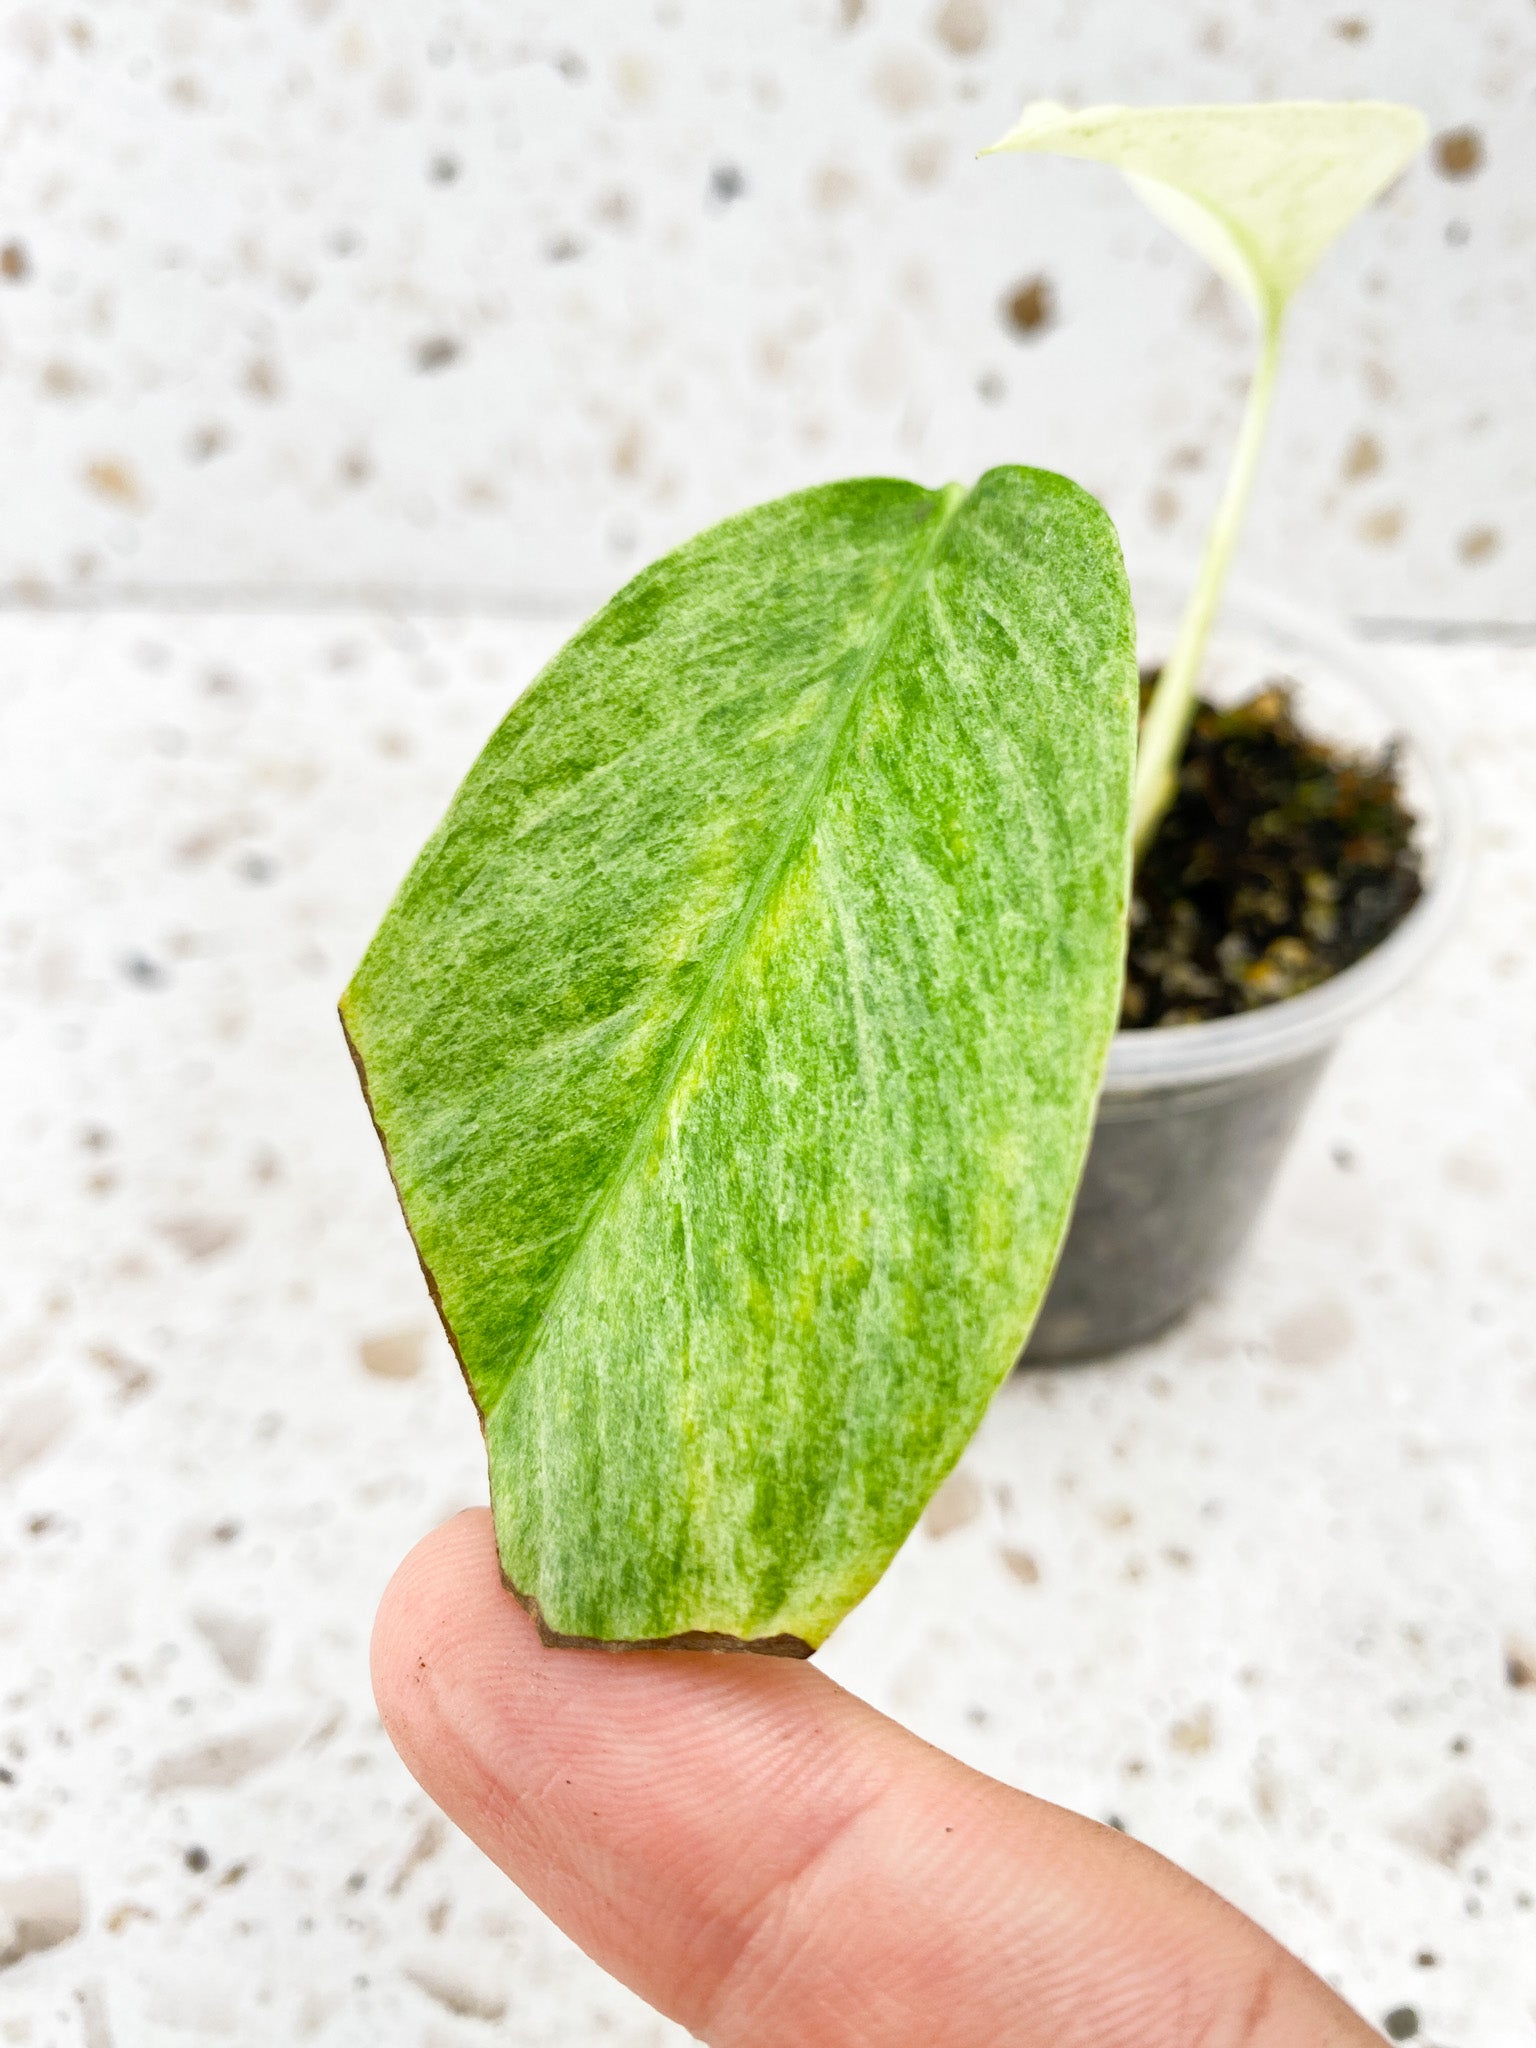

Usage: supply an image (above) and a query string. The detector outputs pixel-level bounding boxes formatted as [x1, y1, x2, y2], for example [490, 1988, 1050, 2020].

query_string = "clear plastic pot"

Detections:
[1024, 575, 1469, 1365]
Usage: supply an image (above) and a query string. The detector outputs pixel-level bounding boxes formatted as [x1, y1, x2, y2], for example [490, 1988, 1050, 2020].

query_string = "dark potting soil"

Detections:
[1122, 676, 1424, 1029]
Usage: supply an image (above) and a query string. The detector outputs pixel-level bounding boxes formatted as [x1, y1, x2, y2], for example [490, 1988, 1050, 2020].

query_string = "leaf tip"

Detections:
[981, 97, 1075, 157]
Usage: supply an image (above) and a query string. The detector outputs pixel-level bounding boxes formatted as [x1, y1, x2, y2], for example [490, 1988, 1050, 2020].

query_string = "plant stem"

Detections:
[1130, 308, 1285, 863]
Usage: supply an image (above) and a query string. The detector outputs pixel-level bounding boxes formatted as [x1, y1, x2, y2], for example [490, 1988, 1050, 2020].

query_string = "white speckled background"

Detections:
[2, 615, 1534, 2044]
[1, 0, 1533, 619]
[4, 2, 1536, 2043]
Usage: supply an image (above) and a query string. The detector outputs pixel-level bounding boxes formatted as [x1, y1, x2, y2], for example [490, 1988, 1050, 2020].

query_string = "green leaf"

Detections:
[342, 469, 1136, 1653]
[983, 100, 1426, 322]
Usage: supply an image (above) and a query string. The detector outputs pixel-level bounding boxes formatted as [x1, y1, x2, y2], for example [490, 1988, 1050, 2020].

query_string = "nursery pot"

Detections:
[1025, 577, 1467, 1365]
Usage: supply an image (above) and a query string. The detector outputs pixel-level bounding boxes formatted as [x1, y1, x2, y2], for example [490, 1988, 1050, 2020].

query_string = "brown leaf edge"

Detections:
[340, 1010, 814, 1660]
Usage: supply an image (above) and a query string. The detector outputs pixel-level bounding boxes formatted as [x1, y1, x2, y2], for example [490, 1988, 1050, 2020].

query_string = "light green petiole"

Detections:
[1131, 307, 1284, 862]
[979, 99, 1429, 860]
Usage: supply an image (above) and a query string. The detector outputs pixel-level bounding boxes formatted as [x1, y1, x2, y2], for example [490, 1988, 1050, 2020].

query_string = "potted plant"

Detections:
[980, 102, 1465, 1360]
[341, 100, 1459, 1656]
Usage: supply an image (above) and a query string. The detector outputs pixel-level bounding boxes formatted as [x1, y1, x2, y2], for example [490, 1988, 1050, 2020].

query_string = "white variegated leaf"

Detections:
[985, 99, 1427, 320]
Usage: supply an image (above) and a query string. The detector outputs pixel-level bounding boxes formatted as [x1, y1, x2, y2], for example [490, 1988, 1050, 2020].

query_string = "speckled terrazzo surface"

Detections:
[2, 0, 1534, 623]
[1, 610, 1533, 2045]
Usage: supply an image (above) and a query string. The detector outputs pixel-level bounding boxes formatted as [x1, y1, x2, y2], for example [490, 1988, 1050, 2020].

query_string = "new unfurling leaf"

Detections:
[984, 99, 1426, 321]
[985, 101, 1426, 854]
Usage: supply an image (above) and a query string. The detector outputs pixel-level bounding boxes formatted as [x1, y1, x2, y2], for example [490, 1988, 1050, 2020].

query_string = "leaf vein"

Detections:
[483, 484, 973, 1428]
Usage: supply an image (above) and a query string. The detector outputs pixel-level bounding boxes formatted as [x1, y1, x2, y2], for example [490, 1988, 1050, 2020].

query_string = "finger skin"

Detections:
[372, 1511, 1376, 2048]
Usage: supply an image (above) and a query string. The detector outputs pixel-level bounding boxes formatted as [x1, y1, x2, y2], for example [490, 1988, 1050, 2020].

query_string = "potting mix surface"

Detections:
[1123, 678, 1424, 1028]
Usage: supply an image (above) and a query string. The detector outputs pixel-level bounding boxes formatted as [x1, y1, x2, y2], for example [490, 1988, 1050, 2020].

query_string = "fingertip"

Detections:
[363, 1506, 904, 2031]
[369, 1507, 510, 1778]
[364, 1511, 1375, 2048]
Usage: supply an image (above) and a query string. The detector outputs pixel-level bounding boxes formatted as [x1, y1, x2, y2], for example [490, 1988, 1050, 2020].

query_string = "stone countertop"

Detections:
[1, 611, 1533, 2047]
[4, 0, 1536, 628]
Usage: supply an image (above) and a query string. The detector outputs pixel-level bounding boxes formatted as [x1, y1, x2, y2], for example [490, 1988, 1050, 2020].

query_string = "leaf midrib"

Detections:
[485, 480, 972, 1423]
